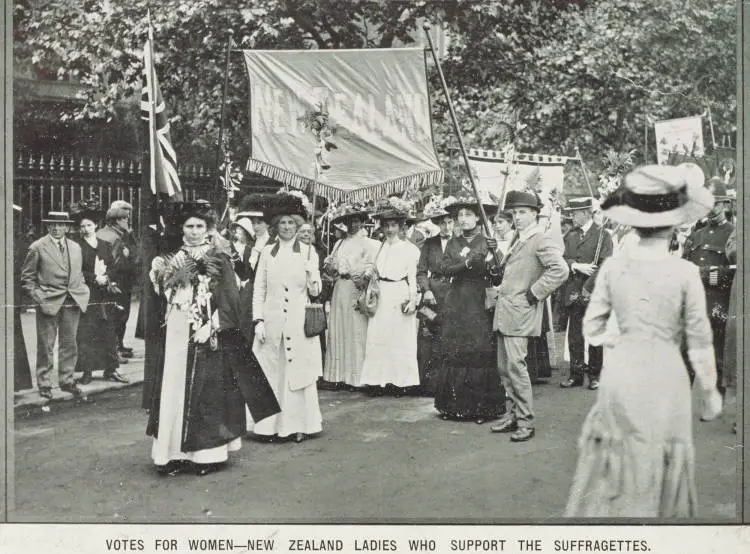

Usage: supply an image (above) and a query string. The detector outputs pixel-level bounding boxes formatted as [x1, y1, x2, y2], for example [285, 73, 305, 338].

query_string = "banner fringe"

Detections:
[247, 159, 443, 202]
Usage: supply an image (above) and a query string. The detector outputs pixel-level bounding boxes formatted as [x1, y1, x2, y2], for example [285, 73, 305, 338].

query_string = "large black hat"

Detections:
[445, 189, 499, 217]
[236, 193, 270, 219]
[70, 196, 103, 225]
[262, 192, 307, 222]
[162, 201, 217, 229]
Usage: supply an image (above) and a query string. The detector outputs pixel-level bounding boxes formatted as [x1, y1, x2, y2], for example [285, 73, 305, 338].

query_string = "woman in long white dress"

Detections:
[251, 195, 323, 443]
[323, 208, 379, 390]
[359, 208, 420, 397]
[565, 164, 723, 517]
[147, 202, 279, 476]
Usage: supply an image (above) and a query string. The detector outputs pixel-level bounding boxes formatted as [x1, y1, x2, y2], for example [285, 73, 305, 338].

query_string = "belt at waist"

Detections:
[430, 275, 449, 281]
[379, 276, 407, 283]
[338, 273, 352, 280]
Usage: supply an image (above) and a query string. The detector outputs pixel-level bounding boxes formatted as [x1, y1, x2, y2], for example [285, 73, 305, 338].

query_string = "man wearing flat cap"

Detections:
[560, 196, 613, 391]
[490, 190, 569, 442]
[21, 211, 90, 399]
[682, 177, 735, 391]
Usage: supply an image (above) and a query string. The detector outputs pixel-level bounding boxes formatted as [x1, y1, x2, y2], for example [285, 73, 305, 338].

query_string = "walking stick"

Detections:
[423, 23, 500, 266]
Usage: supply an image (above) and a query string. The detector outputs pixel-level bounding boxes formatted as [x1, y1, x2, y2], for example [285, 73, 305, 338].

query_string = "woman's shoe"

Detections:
[475, 417, 486, 425]
[77, 372, 93, 385]
[194, 463, 224, 476]
[156, 460, 191, 476]
[294, 433, 306, 443]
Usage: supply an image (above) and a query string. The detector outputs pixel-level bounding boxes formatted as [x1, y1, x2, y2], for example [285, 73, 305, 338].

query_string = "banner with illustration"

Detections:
[466, 148, 572, 246]
[654, 115, 705, 165]
[243, 48, 443, 202]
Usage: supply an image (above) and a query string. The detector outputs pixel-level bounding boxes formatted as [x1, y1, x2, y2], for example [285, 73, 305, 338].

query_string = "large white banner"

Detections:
[243, 48, 443, 202]
[654, 115, 705, 164]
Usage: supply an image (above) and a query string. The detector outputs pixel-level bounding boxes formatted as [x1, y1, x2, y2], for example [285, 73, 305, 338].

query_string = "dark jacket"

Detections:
[683, 219, 735, 320]
[561, 222, 613, 307]
[417, 235, 452, 307]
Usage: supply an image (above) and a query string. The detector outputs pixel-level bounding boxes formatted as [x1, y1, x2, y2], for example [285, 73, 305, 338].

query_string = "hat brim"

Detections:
[428, 212, 453, 223]
[371, 210, 408, 222]
[42, 218, 74, 224]
[446, 202, 498, 216]
[236, 210, 264, 219]
[602, 187, 713, 227]
[330, 211, 369, 225]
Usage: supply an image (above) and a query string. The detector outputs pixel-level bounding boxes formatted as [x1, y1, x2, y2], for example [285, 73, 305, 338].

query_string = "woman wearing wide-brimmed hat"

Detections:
[147, 201, 279, 476]
[433, 193, 506, 424]
[251, 194, 324, 442]
[565, 164, 723, 517]
[358, 206, 420, 396]
[70, 201, 123, 385]
[322, 206, 379, 390]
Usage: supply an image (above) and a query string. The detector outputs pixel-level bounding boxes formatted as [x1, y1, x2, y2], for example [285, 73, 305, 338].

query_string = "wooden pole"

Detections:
[214, 30, 234, 197]
[423, 22, 499, 265]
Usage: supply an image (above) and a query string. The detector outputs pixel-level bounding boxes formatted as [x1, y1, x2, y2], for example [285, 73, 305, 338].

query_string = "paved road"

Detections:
[10, 376, 739, 523]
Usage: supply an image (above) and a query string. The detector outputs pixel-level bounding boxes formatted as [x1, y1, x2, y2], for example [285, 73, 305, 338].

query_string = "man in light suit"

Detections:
[560, 197, 613, 390]
[21, 211, 90, 399]
[489, 191, 569, 442]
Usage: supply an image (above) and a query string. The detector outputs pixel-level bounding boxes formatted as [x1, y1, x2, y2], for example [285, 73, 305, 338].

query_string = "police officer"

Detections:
[682, 177, 735, 391]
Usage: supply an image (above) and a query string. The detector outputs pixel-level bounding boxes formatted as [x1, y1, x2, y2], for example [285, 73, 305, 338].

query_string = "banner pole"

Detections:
[643, 119, 649, 164]
[423, 22, 499, 265]
[214, 30, 234, 198]
[574, 146, 596, 198]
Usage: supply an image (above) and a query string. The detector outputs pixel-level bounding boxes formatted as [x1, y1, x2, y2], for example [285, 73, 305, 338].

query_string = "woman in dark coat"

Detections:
[146, 202, 279, 476]
[434, 198, 506, 424]
[14, 204, 33, 392]
[72, 207, 122, 384]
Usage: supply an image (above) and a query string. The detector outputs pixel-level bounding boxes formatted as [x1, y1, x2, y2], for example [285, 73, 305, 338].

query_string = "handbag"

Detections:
[304, 301, 327, 337]
[545, 297, 566, 368]
[355, 241, 385, 318]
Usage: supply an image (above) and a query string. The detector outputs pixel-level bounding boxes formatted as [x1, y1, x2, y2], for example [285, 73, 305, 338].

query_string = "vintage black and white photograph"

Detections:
[9, 0, 742, 525]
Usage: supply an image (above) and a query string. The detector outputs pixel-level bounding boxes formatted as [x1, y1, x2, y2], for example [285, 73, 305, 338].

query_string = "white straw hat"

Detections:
[231, 217, 255, 238]
[600, 164, 713, 227]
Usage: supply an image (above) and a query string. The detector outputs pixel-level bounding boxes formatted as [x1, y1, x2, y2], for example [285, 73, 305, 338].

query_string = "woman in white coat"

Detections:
[251, 195, 323, 443]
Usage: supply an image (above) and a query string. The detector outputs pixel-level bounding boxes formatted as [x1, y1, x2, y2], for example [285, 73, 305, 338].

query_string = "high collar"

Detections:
[269, 238, 301, 257]
[579, 219, 593, 235]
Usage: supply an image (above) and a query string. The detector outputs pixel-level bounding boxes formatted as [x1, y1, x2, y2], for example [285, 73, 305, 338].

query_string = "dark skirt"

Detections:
[14, 308, 32, 391]
[76, 299, 118, 373]
[434, 278, 506, 419]
[527, 306, 552, 381]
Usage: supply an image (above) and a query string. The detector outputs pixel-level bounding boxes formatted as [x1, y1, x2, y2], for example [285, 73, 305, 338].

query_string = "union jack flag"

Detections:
[141, 22, 182, 200]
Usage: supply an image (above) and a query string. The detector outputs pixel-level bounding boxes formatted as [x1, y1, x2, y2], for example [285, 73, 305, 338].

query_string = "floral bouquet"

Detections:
[150, 248, 224, 349]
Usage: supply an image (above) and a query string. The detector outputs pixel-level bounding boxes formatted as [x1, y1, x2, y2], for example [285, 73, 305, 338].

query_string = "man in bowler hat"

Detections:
[490, 191, 569, 442]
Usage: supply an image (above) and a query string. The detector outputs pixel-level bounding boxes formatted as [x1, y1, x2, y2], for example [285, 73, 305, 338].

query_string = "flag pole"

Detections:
[215, 30, 234, 199]
[146, 10, 157, 198]
[423, 22, 499, 265]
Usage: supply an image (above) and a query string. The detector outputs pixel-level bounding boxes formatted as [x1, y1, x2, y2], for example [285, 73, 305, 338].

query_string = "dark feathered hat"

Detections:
[262, 192, 307, 222]
[235, 193, 271, 219]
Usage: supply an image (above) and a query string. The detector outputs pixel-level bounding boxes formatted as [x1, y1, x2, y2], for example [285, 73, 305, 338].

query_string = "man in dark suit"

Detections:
[21, 211, 90, 399]
[560, 197, 613, 390]
[683, 178, 735, 391]
[415, 208, 454, 395]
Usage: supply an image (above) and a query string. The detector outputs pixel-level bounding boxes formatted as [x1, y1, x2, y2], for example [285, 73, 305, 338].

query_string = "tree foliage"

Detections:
[14, 0, 737, 184]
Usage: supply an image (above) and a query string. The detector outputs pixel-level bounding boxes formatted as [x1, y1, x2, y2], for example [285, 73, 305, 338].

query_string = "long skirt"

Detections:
[325, 279, 368, 386]
[527, 307, 552, 381]
[565, 337, 696, 517]
[76, 301, 118, 374]
[434, 279, 505, 420]
[14, 308, 32, 391]
[359, 281, 419, 388]
[251, 338, 323, 438]
[151, 308, 241, 465]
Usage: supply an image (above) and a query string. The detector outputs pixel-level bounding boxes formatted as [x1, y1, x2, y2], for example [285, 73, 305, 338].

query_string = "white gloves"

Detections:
[255, 321, 266, 344]
[689, 347, 723, 422]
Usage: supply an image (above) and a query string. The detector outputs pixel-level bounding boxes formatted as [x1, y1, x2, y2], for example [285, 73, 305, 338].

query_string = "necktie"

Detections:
[58, 240, 64, 253]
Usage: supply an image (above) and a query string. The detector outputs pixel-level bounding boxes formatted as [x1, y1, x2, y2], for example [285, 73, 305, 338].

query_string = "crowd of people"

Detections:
[13, 160, 737, 517]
